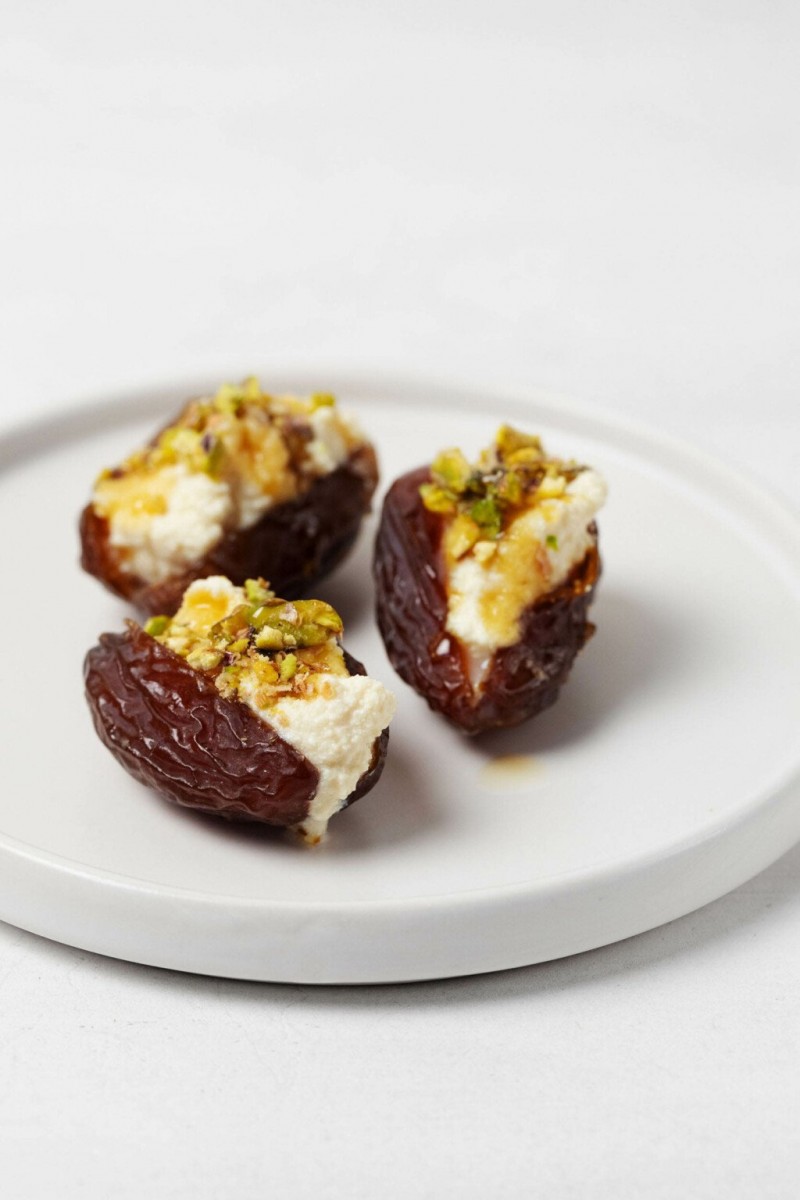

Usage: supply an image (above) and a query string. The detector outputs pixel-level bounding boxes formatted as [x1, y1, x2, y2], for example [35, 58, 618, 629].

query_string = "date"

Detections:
[80, 443, 378, 614]
[84, 618, 390, 837]
[373, 466, 601, 734]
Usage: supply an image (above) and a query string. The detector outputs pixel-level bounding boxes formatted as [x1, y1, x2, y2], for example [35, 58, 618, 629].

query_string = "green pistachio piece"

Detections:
[495, 425, 543, 462]
[143, 615, 170, 638]
[280, 653, 298, 680]
[251, 597, 342, 649]
[254, 626, 290, 651]
[294, 599, 343, 636]
[505, 446, 546, 469]
[449, 513, 481, 559]
[546, 534, 559, 550]
[419, 483, 458, 515]
[227, 637, 251, 655]
[213, 383, 246, 415]
[250, 600, 291, 628]
[211, 605, 252, 641]
[469, 496, 503, 540]
[294, 623, 333, 647]
[186, 646, 225, 672]
[158, 427, 204, 465]
[244, 579, 274, 606]
[202, 436, 225, 477]
[310, 392, 336, 409]
[418, 426, 579, 553]
[242, 376, 262, 401]
[431, 448, 472, 493]
[496, 469, 523, 506]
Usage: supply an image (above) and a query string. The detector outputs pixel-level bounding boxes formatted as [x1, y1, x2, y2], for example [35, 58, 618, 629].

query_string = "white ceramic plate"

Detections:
[1, 374, 799, 984]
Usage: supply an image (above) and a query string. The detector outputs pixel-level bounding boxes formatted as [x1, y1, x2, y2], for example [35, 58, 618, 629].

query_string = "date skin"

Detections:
[80, 443, 379, 615]
[373, 466, 601, 735]
[84, 624, 389, 829]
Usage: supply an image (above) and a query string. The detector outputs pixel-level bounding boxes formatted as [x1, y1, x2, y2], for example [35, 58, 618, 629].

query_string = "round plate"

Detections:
[1, 374, 799, 984]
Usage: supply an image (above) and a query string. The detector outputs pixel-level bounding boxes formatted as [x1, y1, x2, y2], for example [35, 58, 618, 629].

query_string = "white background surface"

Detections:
[1, 2, 798, 1196]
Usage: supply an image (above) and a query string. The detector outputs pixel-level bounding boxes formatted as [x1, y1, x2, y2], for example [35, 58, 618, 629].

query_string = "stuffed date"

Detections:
[373, 426, 606, 734]
[80, 379, 378, 614]
[84, 576, 396, 842]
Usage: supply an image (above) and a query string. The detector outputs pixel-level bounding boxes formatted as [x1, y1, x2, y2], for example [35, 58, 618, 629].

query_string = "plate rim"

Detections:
[1, 369, 799, 981]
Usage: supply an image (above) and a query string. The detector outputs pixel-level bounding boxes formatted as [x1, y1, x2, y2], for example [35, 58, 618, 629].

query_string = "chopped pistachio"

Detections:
[495, 425, 543, 461]
[449, 513, 481, 559]
[157, 575, 346, 708]
[496, 469, 524, 506]
[469, 495, 503, 540]
[144, 614, 170, 638]
[419, 424, 589, 561]
[506, 446, 546, 470]
[546, 534, 559, 550]
[248, 601, 289, 630]
[213, 382, 246, 415]
[294, 622, 334, 648]
[295, 599, 343, 635]
[202, 436, 225, 477]
[227, 637, 251, 655]
[211, 605, 251, 640]
[420, 483, 458, 515]
[280, 653, 298, 680]
[431, 448, 472, 493]
[254, 626, 290, 651]
[186, 646, 225, 672]
[244, 578, 273, 605]
[149, 428, 193, 469]
[96, 377, 357, 514]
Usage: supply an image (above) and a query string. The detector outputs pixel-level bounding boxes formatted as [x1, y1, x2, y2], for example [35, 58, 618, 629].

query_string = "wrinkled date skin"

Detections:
[80, 443, 379, 615]
[373, 466, 601, 735]
[84, 624, 389, 829]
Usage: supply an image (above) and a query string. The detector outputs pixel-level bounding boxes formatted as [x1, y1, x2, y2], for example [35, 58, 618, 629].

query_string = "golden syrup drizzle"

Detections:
[479, 754, 541, 789]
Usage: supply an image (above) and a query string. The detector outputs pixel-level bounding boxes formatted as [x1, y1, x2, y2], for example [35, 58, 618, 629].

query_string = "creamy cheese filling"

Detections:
[104, 464, 234, 585]
[239, 672, 396, 843]
[445, 468, 606, 681]
[156, 576, 396, 842]
[92, 386, 364, 583]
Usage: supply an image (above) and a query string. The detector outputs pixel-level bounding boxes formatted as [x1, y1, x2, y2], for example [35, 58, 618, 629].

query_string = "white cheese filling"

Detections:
[239, 672, 396, 843]
[306, 406, 351, 474]
[106, 465, 234, 585]
[446, 467, 607, 659]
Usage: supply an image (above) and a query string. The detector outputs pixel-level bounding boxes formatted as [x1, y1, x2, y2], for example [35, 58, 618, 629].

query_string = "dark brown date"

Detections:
[80, 443, 379, 615]
[84, 623, 388, 829]
[373, 467, 601, 735]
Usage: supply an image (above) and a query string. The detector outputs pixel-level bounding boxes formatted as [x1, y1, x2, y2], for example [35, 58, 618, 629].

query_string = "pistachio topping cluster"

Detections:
[144, 577, 349, 709]
[420, 425, 585, 561]
[96, 378, 345, 489]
